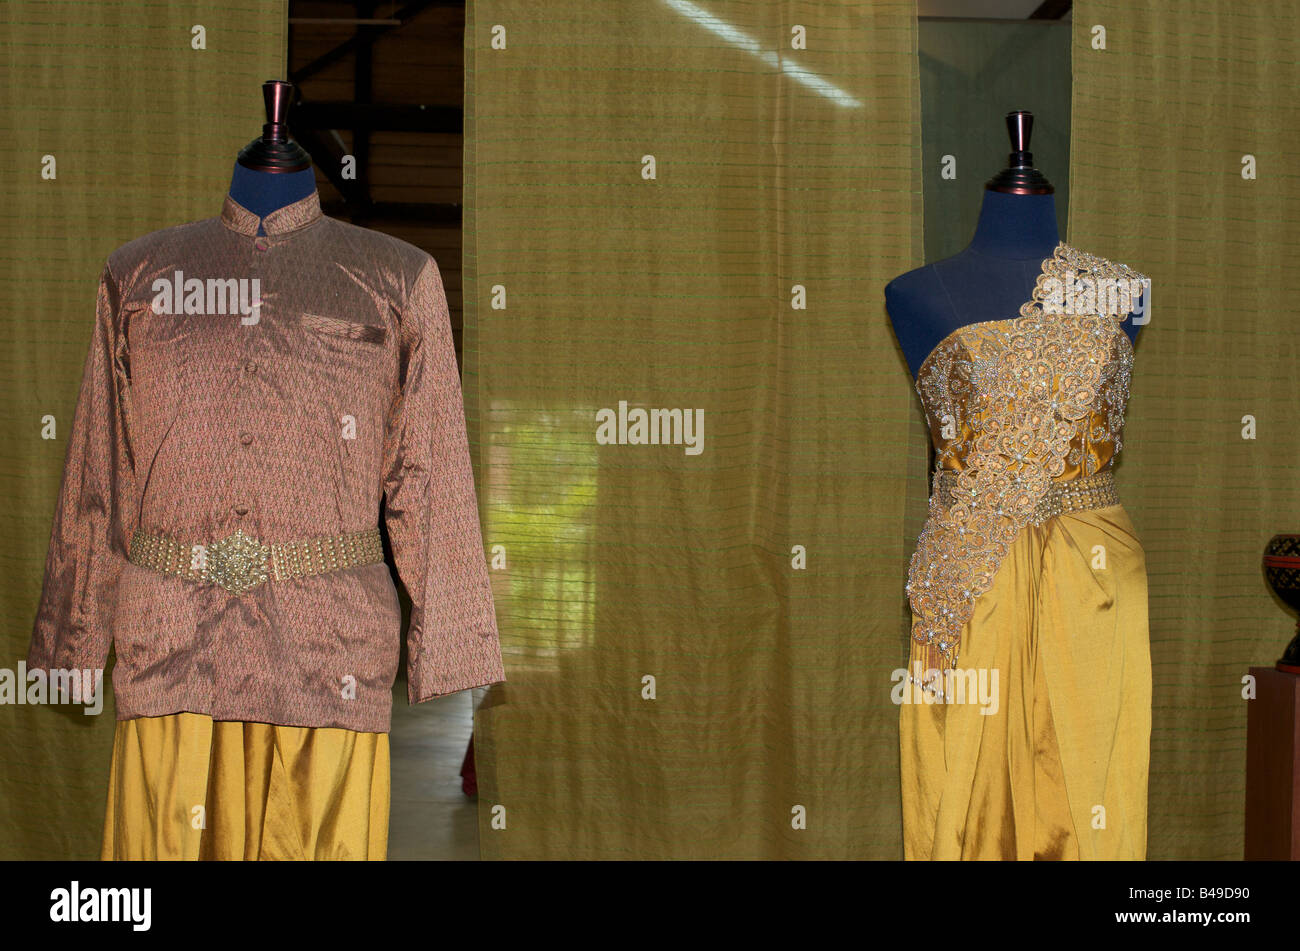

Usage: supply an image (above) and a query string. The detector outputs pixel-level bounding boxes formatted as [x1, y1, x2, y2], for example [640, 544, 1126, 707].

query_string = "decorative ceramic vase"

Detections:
[1263, 534, 1300, 674]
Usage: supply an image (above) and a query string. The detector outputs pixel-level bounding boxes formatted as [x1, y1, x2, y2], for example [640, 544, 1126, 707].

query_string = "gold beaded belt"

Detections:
[935, 469, 1119, 526]
[128, 527, 384, 595]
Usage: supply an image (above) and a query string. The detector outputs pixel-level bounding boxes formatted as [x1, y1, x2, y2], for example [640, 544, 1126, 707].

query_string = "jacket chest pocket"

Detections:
[301, 312, 388, 346]
[296, 312, 394, 410]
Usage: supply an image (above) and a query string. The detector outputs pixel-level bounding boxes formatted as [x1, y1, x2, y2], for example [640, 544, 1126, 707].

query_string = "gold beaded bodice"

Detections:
[906, 243, 1146, 672]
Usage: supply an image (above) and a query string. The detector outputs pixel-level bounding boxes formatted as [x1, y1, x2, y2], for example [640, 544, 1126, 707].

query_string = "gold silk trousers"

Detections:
[101, 712, 389, 860]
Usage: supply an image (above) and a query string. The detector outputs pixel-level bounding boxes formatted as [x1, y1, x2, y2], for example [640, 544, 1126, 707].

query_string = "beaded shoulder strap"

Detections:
[905, 242, 1146, 673]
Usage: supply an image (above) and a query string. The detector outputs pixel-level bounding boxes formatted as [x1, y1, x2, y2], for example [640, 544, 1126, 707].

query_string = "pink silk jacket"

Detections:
[28, 190, 505, 732]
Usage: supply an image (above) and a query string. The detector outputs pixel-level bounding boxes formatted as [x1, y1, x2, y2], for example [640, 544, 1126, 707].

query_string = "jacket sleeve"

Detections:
[29, 263, 135, 681]
[383, 255, 505, 702]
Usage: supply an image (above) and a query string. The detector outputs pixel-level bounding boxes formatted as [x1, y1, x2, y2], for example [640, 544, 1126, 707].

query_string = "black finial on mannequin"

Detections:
[237, 80, 312, 173]
[985, 110, 1053, 195]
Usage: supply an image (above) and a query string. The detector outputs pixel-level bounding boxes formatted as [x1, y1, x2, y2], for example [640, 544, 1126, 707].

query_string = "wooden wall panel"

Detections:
[289, 2, 467, 354]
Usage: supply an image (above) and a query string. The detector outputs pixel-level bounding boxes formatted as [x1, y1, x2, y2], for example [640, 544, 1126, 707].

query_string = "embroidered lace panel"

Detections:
[905, 242, 1146, 673]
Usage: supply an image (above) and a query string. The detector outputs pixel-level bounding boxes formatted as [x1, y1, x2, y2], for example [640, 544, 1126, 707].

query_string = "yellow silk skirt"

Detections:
[900, 503, 1151, 860]
[101, 712, 389, 860]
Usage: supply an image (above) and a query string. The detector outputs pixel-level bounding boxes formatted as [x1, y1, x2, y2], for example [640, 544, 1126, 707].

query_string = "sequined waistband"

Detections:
[128, 526, 384, 595]
[934, 469, 1119, 526]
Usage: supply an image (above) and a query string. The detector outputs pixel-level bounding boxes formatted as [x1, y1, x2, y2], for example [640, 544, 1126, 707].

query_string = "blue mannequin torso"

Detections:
[885, 191, 1142, 379]
[227, 164, 317, 233]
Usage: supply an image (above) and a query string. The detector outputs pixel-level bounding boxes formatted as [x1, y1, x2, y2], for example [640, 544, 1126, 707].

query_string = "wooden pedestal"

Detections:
[1245, 666, 1300, 860]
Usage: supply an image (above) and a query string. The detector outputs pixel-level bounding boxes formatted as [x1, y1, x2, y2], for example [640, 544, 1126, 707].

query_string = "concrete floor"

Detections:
[387, 685, 480, 860]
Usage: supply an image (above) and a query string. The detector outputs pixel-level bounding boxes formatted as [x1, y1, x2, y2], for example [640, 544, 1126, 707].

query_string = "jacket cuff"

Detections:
[407, 626, 506, 703]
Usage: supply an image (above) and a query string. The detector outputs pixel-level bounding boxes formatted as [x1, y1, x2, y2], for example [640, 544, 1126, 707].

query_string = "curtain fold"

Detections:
[0, 0, 287, 860]
[464, 0, 924, 859]
[1069, 1, 1300, 859]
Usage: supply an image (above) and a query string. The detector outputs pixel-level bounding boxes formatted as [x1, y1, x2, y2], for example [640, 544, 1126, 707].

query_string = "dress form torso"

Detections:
[885, 191, 1142, 379]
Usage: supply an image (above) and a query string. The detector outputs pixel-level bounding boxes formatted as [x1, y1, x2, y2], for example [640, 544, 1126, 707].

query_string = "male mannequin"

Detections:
[30, 80, 505, 860]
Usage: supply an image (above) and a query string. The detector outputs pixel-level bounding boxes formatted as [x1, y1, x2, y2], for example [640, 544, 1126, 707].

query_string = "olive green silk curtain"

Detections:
[1069, 1, 1300, 859]
[463, 0, 925, 858]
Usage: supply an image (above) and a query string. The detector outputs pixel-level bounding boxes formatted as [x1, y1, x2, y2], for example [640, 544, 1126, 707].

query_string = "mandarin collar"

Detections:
[220, 190, 323, 237]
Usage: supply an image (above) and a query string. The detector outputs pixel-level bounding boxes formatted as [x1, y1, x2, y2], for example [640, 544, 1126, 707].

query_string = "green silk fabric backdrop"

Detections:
[463, 0, 927, 859]
[0, 1, 287, 859]
[1068, 1, 1300, 859]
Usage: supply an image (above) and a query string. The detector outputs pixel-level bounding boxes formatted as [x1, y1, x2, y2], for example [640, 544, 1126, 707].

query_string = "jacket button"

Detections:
[254, 237, 269, 252]
[244, 360, 258, 374]
[233, 503, 250, 516]
[239, 432, 254, 445]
